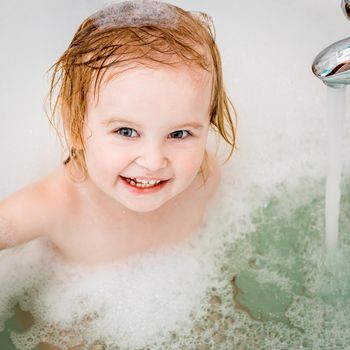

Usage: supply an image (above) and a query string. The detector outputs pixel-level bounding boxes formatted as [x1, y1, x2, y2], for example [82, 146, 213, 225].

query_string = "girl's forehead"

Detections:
[86, 63, 213, 120]
[107, 62, 210, 83]
[90, 62, 212, 101]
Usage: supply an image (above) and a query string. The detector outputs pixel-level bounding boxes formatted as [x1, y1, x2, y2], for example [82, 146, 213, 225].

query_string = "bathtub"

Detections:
[1, 0, 350, 349]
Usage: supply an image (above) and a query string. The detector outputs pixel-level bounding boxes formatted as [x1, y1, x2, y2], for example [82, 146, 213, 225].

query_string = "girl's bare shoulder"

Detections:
[0, 165, 71, 248]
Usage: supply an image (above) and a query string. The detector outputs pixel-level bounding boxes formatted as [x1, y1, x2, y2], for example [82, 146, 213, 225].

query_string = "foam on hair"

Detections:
[91, 0, 179, 29]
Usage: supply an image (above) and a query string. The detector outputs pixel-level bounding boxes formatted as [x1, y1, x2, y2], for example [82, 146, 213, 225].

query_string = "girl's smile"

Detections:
[119, 175, 171, 194]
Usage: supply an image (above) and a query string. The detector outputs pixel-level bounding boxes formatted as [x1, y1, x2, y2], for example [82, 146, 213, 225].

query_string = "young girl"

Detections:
[0, 0, 235, 266]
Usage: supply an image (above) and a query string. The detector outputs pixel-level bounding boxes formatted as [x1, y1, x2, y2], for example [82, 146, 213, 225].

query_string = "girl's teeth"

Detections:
[135, 178, 160, 185]
[124, 177, 161, 188]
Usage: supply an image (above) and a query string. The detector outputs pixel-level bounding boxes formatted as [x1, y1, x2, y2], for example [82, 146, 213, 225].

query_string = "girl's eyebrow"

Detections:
[101, 116, 204, 129]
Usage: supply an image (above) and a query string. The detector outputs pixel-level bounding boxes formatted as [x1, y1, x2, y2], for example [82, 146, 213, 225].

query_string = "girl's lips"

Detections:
[119, 176, 170, 194]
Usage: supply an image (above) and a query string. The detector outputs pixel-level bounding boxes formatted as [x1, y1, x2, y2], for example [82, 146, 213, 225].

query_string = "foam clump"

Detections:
[0, 238, 52, 332]
[0, 228, 221, 349]
[91, 0, 179, 29]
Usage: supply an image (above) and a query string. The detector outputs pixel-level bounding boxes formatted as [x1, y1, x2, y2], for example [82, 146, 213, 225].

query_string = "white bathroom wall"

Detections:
[0, 0, 349, 198]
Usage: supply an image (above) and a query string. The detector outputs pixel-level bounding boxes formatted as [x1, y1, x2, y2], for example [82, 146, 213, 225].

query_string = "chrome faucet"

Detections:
[312, 0, 350, 87]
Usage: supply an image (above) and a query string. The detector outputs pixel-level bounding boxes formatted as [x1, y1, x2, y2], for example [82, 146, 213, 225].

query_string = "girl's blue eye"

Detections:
[115, 127, 138, 137]
[115, 128, 191, 139]
[169, 130, 191, 139]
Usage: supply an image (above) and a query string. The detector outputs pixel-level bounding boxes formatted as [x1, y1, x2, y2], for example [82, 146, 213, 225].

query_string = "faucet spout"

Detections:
[312, 37, 350, 88]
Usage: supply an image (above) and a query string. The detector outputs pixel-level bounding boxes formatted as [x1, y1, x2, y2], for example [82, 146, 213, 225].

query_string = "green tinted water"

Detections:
[190, 177, 350, 350]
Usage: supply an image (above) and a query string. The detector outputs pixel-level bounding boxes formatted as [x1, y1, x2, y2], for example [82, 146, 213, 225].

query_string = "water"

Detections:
[325, 86, 346, 250]
[227, 179, 350, 349]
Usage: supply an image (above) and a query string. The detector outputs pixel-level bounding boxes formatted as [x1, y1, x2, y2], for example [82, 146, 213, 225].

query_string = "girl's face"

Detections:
[83, 64, 212, 213]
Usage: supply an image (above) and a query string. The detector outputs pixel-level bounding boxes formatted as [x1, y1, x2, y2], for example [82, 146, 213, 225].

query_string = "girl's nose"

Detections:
[136, 142, 168, 171]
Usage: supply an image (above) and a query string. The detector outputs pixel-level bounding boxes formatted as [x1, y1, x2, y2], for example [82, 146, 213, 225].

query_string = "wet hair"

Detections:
[47, 0, 236, 182]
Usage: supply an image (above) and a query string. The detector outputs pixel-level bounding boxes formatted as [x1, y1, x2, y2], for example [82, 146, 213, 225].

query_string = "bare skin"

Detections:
[46, 151, 220, 265]
[0, 151, 221, 265]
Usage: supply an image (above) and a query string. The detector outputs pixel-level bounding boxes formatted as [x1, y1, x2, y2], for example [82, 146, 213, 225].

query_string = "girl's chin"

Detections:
[121, 201, 165, 213]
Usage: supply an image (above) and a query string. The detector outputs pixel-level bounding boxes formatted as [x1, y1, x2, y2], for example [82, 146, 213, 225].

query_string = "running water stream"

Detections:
[325, 86, 346, 250]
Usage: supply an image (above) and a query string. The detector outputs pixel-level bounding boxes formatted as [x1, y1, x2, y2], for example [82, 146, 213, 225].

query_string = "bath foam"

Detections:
[0, 160, 256, 349]
[91, 0, 179, 29]
[1, 158, 234, 346]
[0, 155, 274, 350]
[0, 224, 222, 349]
[0, 238, 52, 333]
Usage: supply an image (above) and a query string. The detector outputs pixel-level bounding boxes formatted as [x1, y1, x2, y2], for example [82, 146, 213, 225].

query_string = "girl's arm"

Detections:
[0, 184, 50, 250]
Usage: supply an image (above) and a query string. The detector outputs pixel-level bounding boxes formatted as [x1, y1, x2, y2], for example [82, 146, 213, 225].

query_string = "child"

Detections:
[0, 0, 236, 265]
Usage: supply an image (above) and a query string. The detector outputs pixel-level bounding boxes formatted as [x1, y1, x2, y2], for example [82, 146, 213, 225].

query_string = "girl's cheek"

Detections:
[173, 148, 204, 169]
